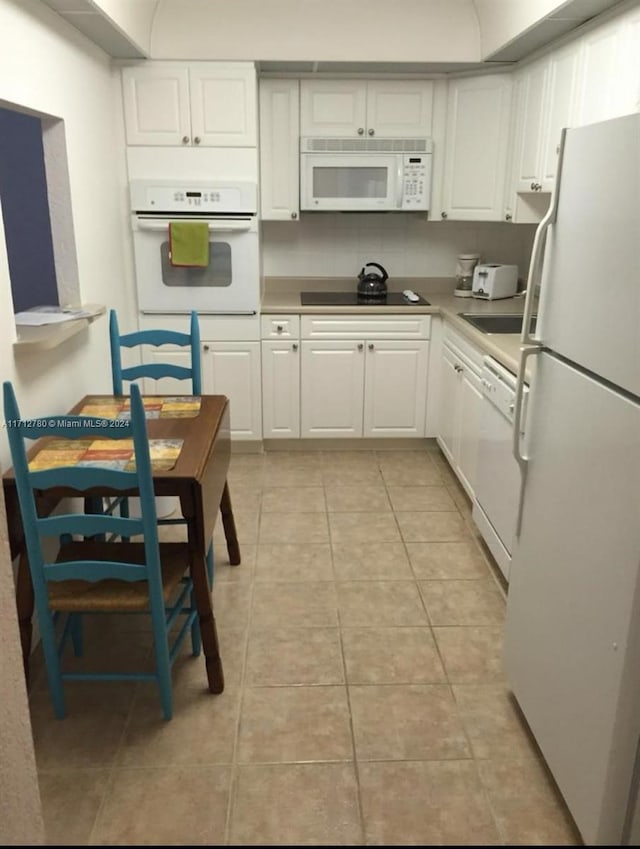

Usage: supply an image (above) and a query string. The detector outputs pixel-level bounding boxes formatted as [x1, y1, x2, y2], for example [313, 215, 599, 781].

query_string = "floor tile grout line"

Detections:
[336, 601, 368, 845]
[223, 527, 256, 846]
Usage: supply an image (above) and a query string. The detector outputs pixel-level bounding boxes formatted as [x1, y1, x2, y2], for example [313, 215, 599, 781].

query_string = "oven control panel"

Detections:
[129, 180, 257, 214]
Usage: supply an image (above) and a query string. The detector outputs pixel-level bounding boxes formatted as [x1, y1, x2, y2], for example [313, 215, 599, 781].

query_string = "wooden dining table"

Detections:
[2, 394, 240, 694]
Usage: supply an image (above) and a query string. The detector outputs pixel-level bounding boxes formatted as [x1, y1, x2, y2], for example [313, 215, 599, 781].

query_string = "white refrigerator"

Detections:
[505, 113, 640, 846]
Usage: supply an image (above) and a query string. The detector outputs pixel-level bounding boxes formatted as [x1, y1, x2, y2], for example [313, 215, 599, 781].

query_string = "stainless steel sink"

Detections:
[458, 313, 537, 335]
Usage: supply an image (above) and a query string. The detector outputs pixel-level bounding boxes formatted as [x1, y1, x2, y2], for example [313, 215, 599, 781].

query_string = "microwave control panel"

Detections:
[401, 155, 430, 210]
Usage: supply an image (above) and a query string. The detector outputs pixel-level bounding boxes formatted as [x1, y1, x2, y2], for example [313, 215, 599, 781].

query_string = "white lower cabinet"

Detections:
[202, 341, 262, 440]
[261, 339, 300, 438]
[142, 349, 195, 396]
[298, 314, 431, 439]
[437, 327, 484, 497]
[363, 340, 429, 437]
[300, 340, 365, 437]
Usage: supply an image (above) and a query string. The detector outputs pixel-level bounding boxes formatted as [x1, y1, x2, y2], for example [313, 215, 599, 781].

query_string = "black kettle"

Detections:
[357, 262, 389, 300]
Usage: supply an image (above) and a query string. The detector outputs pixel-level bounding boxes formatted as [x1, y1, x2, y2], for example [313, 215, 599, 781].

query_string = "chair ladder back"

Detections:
[109, 309, 202, 395]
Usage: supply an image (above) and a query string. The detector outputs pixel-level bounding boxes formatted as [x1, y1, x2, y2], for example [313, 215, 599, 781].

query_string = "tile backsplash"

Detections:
[262, 215, 536, 282]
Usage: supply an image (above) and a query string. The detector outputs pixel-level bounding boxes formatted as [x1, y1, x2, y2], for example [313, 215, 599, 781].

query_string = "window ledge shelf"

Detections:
[13, 305, 106, 352]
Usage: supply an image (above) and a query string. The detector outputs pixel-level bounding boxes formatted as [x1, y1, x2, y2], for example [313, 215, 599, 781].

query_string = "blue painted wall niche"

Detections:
[0, 107, 58, 312]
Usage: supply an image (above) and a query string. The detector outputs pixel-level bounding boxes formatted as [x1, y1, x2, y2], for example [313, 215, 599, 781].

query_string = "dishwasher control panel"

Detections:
[480, 357, 527, 426]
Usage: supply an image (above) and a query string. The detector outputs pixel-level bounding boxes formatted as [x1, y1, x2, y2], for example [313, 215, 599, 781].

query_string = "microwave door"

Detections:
[301, 154, 398, 211]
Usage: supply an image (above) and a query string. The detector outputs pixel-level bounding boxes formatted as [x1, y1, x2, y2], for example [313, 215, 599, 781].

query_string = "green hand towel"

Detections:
[169, 221, 210, 267]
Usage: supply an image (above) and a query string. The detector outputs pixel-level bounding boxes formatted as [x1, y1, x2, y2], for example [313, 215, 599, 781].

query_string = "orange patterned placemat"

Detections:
[79, 396, 201, 420]
[29, 438, 183, 472]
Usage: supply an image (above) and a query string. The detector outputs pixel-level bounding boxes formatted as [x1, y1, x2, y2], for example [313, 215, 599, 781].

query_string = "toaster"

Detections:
[472, 264, 518, 300]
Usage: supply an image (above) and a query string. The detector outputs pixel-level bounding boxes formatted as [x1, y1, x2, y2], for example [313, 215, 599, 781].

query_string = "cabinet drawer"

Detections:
[443, 324, 483, 374]
[261, 315, 300, 339]
[301, 314, 431, 340]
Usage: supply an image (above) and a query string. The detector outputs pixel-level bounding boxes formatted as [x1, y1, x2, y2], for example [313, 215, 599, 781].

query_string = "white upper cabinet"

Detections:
[365, 81, 434, 138]
[300, 79, 433, 138]
[575, 19, 624, 127]
[122, 62, 257, 147]
[300, 80, 367, 137]
[440, 74, 512, 221]
[511, 44, 580, 197]
[123, 65, 191, 146]
[189, 65, 257, 147]
[617, 8, 640, 116]
[259, 79, 300, 221]
[540, 43, 581, 187]
[512, 60, 549, 193]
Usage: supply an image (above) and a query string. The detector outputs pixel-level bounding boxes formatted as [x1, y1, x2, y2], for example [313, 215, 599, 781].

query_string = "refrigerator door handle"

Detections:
[521, 129, 567, 347]
[513, 344, 542, 536]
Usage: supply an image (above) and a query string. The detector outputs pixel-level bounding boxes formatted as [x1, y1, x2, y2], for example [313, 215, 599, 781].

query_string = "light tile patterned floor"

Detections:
[30, 447, 582, 845]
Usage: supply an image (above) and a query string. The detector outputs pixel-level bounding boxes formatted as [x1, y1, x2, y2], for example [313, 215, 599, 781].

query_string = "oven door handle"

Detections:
[135, 219, 253, 233]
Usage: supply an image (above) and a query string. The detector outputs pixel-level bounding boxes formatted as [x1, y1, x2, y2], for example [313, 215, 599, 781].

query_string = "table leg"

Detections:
[16, 551, 34, 679]
[189, 552, 224, 694]
[220, 480, 241, 566]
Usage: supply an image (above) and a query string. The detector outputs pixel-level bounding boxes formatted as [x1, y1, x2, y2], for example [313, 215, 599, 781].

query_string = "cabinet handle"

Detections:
[182, 135, 190, 144]
[194, 136, 201, 145]
[530, 182, 536, 190]
[276, 324, 284, 333]
[203, 344, 210, 352]
[292, 343, 298, 351]
[441, 211, 448, 219]
[357, 127, 364, 135]
[368, 128, 375, 136]
[357, 343, 364, 351]
[291, 212, 298, 219]
[531, 182, 542, 192]
[454, 364, 463, 373]
[368, 343, 374, 351]
[505, 213, 512, 221]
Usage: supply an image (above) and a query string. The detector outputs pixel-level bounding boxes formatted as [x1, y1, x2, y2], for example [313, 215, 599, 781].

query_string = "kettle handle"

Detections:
[363, 262, 389, 282]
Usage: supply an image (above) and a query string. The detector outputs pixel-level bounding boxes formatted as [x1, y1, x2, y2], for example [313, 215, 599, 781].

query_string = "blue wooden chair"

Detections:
[109, 309, 202, 396]
[108, 309, 213, 584]
[3, 381, 200, 721]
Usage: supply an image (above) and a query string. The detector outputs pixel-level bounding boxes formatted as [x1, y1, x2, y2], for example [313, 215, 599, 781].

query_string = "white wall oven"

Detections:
[130, 180, 259, 314]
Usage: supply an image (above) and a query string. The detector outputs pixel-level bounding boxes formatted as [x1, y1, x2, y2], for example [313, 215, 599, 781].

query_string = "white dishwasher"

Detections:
[472, 357, 527, 581]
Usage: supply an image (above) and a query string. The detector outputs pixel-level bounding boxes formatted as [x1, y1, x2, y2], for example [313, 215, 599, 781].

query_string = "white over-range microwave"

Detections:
[300, 137, 433, 212]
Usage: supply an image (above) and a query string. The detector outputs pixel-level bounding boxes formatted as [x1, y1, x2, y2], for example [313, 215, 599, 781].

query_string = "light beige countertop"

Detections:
[262, 276, 529, 376]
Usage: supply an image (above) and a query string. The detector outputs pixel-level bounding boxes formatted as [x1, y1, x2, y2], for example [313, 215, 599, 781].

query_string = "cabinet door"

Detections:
[259, 79, 300, 221]
[363, 340, 429, 437]
[122, 65, 190, 146]
[300, 340, 364, 437]
[441, 75, 512, 221]
[261, 340, 300, 439]
[202, 342, 261, 440]
[456, 365, 483, 497]
[541, 44, 581, 190]
[616, 8, 640, 118]
[300, 80, 367, 137]
[513, 61, 549, 192]
[575, 20, 625, 126]
[437, 344, 460, 466]
[142, 349, 194, 395]
[366, 81, 433, 137]
[189, 64, 257, 147]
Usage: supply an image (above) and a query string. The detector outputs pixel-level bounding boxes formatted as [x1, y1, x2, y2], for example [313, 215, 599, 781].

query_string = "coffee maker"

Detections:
[454, 253, 481, 298]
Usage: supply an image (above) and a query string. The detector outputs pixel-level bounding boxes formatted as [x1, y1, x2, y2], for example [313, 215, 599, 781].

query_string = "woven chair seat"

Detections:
[48, 541, 190, 613]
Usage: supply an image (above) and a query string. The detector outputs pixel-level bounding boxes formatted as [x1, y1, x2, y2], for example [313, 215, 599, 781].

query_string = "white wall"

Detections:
[0, 0, 137, 471]
[262, 216, 536, 282]
[150, 0, 481, 62]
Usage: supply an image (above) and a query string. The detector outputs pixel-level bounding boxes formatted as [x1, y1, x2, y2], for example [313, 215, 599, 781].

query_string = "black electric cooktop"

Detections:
[300, 292, 430, 306]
